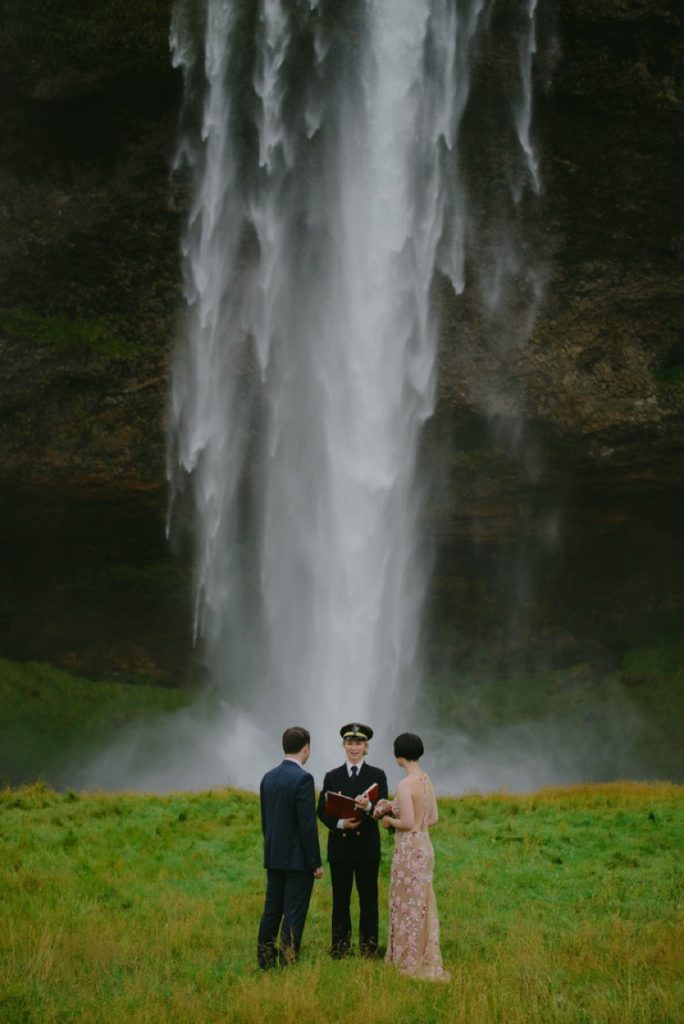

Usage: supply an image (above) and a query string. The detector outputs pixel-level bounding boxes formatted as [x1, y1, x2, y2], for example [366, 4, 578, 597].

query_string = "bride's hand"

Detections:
[373, 799, 392, 819]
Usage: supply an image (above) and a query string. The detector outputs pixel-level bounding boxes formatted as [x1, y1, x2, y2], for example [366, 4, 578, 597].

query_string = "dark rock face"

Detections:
[426, 0, 684, 669]
[0, 0, 186, 679]
[0, 0, 180, 492]
[522, 0, 683, 453]
[0, 0, 682, 680]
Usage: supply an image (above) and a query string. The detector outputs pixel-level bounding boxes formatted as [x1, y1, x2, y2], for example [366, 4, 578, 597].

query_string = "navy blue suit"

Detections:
[257, 758, 322, 967]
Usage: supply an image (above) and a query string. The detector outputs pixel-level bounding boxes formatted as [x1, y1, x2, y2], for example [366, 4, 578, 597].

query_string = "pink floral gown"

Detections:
[386, 774, 450, 981]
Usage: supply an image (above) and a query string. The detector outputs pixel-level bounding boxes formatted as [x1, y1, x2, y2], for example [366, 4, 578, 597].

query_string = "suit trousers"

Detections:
[257, 869, 314, 968]
[330, 859, 380, 956]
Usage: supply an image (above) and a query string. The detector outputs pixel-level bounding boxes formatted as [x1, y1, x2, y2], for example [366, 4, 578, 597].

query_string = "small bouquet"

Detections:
[372, 799, 394, 820]
[373, 799, 397, 834]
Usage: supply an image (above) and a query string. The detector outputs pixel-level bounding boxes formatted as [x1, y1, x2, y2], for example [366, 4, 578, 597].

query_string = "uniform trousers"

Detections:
[257, 869, 314, 968]
[330, 859, 380, 956]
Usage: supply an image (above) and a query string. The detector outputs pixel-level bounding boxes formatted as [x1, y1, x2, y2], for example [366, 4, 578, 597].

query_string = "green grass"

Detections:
[0, 660, 192, 785]
[0, 782, 682, 1024]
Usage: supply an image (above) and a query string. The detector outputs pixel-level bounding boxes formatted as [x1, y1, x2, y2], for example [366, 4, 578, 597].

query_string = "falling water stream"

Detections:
[163, 0, 544, 786]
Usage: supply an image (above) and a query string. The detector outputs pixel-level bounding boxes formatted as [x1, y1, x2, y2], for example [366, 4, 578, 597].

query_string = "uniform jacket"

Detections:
[317, 762, 388, 864]
[260, 759, 322, 872]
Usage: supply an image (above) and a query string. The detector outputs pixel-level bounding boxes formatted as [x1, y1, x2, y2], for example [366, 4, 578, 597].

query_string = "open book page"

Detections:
[324, 782, 379, 820]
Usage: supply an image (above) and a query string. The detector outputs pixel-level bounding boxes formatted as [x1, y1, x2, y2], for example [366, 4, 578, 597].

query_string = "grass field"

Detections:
[1, 781, 682, 1024]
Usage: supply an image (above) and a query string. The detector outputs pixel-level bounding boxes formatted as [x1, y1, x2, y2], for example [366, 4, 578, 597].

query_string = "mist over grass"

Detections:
[1, 781, 682, 1024]
[0, 659, 192, 788]
[420, 636, 684, 791]
[2, 639, 682, 794]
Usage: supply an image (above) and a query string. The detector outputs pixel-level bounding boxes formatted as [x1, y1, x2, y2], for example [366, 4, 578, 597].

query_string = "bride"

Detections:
[376, 733, 450, 982]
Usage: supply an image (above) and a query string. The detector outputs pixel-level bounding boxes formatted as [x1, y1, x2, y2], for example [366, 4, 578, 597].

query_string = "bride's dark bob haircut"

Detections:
[393, 732, 424, 761]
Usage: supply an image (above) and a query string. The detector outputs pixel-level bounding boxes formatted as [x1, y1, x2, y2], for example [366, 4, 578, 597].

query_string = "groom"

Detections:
[257, 726, 324, 968]
[317, 722, 388, 958]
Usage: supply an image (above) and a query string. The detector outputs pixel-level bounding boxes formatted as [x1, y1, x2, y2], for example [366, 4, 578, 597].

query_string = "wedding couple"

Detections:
[257, 722, 450, 981]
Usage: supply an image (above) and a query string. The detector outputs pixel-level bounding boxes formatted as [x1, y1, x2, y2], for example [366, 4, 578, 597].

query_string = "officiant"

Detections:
[317, 723, 389, 958]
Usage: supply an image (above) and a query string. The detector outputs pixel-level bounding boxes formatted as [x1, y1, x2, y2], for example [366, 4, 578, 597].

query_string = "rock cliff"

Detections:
[0, 0, 682, 679]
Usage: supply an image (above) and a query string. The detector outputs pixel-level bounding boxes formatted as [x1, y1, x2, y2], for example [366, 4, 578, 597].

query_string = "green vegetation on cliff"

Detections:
[0, 308, 138, 360]
[2, 637, 683, 790]
[0, 660, 192, 787]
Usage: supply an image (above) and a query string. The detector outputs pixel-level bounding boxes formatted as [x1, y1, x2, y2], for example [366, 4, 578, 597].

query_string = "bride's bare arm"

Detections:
[381, 778, 415, 831]
[428, 778, 439, 826]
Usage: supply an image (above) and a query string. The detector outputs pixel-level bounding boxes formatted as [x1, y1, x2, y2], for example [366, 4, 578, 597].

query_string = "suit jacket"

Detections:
[260, 759, 322, 872]
[317, 762, 388, 864]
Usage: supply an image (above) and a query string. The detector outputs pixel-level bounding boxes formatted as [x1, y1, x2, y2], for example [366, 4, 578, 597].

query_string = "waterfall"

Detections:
[166, 0, 545, 787]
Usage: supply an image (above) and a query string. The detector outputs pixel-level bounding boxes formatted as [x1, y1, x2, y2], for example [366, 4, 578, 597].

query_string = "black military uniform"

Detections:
[317, 723, 388, 957]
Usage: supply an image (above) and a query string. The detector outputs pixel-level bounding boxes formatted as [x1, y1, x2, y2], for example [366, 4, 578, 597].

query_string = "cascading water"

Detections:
[164, 0, 546, 787]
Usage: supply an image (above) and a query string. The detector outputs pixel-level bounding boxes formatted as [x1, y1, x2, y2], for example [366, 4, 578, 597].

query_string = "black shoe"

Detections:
[360, 946, 381, 960]
[257, 943, 278, 970]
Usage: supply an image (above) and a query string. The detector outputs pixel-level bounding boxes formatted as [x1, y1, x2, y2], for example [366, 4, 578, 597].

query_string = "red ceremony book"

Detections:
[325, 782, 379, 822]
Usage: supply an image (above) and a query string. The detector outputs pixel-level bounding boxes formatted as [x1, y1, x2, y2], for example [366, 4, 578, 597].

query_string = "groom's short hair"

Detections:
[282, 726, 311, 754]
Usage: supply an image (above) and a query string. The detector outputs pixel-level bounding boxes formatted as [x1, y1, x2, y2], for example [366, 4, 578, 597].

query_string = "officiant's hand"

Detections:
[342, 817, 361, 829]
[354, 794, 370, 811]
